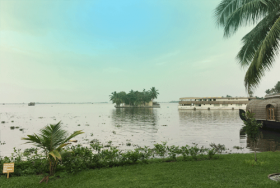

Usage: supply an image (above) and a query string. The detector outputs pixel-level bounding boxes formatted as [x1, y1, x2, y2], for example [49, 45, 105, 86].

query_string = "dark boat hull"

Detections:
[259, 120, 280, 131]
[239, 109, 280, 131]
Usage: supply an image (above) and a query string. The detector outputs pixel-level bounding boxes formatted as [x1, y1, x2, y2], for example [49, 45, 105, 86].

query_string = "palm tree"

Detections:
[215, 0, 280, 92]
[150, 87, 159, 100]
[22, 122, 83, 182]
[109, 91, 117, 103]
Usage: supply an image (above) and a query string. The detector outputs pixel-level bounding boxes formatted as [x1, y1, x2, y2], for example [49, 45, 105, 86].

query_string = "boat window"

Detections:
[267, 105, 275, 121]
[213, 99, 216, 101]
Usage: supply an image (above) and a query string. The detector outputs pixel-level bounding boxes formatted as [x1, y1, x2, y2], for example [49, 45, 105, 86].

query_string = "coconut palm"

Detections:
[22, 122, 83, 182]
[150, 87, 159, 100]
[109, 91, 117, 103]
[215, 0, 280, 92]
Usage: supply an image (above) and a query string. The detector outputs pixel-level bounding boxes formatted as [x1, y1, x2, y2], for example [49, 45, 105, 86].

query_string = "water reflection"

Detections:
[178, 110, 241, 124]
[111, 108, 158, 133]
[240, 128, 280, 152]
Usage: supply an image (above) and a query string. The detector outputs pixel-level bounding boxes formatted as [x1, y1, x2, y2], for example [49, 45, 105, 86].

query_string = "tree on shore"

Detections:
[265, 81, 280, 94]
[215, 0, 280, 92]
[22, 122, 83, 183]
[150, 87, 159, 101]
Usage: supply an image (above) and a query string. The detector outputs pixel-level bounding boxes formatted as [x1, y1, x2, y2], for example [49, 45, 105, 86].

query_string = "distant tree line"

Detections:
[110, 87, 159, 107]
[265, 81, 280, 94]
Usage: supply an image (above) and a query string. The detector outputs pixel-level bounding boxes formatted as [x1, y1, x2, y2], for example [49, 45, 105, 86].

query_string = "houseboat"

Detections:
[178, 97, 255, 110]
[239, 93, 280, 130]
[28, 102, 35, 106]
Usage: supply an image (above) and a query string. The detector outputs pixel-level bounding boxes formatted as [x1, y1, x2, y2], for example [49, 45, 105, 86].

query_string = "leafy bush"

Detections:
[167, 145, 181, 160]
[154, 142, 167, 159]
[1, 141, 221, 177]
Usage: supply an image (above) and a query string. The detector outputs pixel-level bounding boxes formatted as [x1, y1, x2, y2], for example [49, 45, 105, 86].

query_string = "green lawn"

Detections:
[1, 152, 280, 188]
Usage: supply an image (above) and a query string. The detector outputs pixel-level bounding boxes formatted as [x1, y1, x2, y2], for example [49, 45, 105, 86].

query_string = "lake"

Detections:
[1, 103, 279, 157]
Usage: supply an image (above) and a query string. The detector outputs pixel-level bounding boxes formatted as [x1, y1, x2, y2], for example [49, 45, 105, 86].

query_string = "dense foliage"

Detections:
[0, 142, 224, 177]
[109, 87, 159, 106]
[265, 81, 280, 94]
[215, 0, 280, 92]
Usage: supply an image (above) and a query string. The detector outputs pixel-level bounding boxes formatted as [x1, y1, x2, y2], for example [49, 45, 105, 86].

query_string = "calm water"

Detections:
[0, 103, 280, 157]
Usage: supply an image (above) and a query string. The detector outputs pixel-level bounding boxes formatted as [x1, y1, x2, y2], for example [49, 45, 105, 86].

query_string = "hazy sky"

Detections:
[1, 0, 279, 103]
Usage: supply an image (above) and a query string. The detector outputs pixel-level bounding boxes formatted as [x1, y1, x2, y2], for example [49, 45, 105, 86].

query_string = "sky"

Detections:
[0, 0, 280, 103]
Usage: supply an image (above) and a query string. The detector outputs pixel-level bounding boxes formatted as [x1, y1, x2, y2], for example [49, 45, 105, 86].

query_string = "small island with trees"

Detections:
[109, 87, 160, 108]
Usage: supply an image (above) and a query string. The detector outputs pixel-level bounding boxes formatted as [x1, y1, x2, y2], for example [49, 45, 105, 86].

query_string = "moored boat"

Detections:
[28, 102, 35, 106]
[239, 93, 280, 130]
[178, 96, 255, 110]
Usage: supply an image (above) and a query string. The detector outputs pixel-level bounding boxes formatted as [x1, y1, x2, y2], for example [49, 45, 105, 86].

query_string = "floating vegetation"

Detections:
[0, 141, 6, 145]
[162, 125, 167, 126]
[11, 121, 14, 123]
[10, 126, 15, 130]
[85, 124, 90, 126]
[1, 121, 5, 124]
[116, 124, 122, 127]
[38, 117, 43, 119]
[77, 124, 81, 126]
[19, 128, 24, 131]
[15, 126, 19, 129]
[126, 142, 132, 146]
[90, 139, 99, 144]
[90, 133, 93, 136]
[112, 131, 116, 134]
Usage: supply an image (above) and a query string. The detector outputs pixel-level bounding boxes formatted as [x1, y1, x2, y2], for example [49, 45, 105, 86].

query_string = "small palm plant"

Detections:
[22, 121, 84, 183]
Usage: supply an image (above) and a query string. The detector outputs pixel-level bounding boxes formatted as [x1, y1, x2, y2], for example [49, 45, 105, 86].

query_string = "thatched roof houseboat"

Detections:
[239, 93, 280, 130]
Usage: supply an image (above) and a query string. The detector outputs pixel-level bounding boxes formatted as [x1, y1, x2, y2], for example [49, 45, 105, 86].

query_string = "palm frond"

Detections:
[237, 8, 280, 67]
[63, 130, 84, 144]
[245, 15, 280, 91]
[22, 134, 43, 148]
[56, 143, 71, 151]
[49, 149, 62, 160]
[223, 0, 277, 37]
[215, 0, 252, 27]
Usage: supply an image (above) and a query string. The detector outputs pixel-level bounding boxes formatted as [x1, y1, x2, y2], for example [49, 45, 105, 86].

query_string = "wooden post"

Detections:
[7, 172, 9, 179]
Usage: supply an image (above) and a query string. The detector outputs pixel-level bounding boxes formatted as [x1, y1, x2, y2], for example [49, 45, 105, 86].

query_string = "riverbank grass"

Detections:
[1, 152, 280, 188]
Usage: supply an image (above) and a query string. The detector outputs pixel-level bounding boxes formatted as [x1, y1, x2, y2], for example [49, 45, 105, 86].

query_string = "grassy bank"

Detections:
[1, 152, 280, 188]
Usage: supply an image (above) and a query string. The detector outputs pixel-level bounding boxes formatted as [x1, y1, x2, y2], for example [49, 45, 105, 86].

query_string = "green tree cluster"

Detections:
[109, 87, 159, 107]
[265, 81, 280, 94]
[215, 0, 280, 92]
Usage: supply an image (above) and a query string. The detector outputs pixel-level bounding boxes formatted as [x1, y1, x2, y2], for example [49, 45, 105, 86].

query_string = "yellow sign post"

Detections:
[3, 163, 14, 178]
